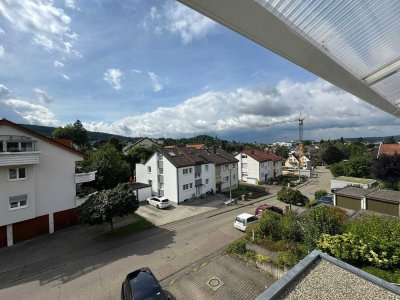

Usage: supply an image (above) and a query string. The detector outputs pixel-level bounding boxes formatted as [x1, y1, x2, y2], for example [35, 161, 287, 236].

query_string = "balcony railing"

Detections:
[0, 151, 41, 166]
[75, 171, 97, 183]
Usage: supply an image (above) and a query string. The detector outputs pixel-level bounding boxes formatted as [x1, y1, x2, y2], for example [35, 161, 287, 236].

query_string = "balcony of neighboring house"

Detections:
[75, 166, 97, 184]
[0, 136, 41, 166]
[75, 185, 97, 207]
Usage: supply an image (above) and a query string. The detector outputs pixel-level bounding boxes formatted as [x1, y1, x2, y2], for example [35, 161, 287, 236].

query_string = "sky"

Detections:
[0, 0, 400, 143]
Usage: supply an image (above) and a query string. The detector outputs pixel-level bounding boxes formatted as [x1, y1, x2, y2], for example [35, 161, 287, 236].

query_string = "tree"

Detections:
[275, 145, 289, 159]
[88, 143, 130, 190]
[53, 120, 90, 150]
[78, 183, 139, 230]
[277, 187, 309, 209]
[125, 146, 157, 176]
[302, 206, 346, 249]
[108, 137, 123, 152]
[383, 136, 397, 144]
[330, 154, 372, 178]
[321, 145, 345, 165]
[373, 154, 400, 188]
[314, 189, 327, 200]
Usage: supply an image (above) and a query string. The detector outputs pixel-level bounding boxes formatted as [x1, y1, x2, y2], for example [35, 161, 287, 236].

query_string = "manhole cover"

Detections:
[206, 276, 224, 291]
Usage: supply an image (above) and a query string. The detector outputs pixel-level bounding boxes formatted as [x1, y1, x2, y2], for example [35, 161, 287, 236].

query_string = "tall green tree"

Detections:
[277, 187, 309, 209]
[53, 120, 90, 150]
[373, 154, 400, 188]
[88, 143, 130, 190]
[275, 145, 289, 159]
[321, 145, 345, 165]
[78, 183, 139, 230]
[125, 146, 156, 176]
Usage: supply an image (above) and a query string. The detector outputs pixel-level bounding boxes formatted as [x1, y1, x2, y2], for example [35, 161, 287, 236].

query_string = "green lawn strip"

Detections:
[336, 176, 376, 184]
[98, 218, 154, 240]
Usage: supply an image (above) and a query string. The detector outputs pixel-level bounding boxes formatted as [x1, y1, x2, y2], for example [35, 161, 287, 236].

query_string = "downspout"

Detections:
[176, 168, 180, 205]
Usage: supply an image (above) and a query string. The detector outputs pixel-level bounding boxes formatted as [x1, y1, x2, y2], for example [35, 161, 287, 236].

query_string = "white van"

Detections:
[234, 213, 258, 231]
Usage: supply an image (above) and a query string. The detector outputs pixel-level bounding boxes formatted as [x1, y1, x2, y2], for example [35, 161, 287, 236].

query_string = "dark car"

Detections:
[121, 267, 168, 300]
[317, 194, 334, 205]
[255, 204, 284, 217]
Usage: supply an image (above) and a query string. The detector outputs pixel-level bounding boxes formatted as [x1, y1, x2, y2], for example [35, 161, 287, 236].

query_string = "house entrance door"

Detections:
[196, 186, 202, 197]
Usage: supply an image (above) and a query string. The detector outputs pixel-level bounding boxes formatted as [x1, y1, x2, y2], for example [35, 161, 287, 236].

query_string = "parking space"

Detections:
[162, 254, 276, 300]
[136, 194, 229, 226]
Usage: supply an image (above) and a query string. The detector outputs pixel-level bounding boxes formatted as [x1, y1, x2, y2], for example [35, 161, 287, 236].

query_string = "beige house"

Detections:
[123, 137, 158, 154]
[285, 154, 311, 170]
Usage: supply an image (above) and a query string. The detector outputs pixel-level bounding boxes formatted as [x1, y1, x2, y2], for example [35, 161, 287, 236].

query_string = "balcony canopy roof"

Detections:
[178, 0, 400, 118]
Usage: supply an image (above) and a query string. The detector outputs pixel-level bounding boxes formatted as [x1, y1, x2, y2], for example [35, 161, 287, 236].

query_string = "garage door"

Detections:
[366, 199, 399, 217]
[336, 195, 361, 210]
[0, 226, 7, 248]
[54, 208, 79, 231]
[13, 215, 49, 244]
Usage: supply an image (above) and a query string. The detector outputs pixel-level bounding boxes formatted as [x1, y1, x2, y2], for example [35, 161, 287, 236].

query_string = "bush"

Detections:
[277, 245, 307, 267]
[302, 206, 346, 249]
[226, 239, 247, 255]
[362, 266, 400, 284]
[314, 189, 327, 200]
[277, 187, 309, 208]
[255, 253, 273, 264]
[244, 250, 256, 260]
[305, 198, 318, 208]
[280, 211, 303, 243]
[258, 210, 283, 241]
[245, 223, 263, 242]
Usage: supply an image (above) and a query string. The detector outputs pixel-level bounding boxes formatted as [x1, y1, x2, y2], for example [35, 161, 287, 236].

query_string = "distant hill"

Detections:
[19, 124, 139, 142]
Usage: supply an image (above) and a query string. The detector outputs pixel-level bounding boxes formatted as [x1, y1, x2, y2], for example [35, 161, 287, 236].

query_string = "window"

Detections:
[9, 168, 26, 180]
[9, 195, 28, 210]
[183, 184, 189, 190]
[205, 179, 209, 184]
[20, 142, 33, 152]
[183, 168, 192, 175]
[223, 176, 229, 182]
[148, 180, 152, 186]
[224, 164, 229, 170]
[189, 183, 193, 188]
[233, 174, 236, 180]
[232, 163, 236, 168]
[6, 142, 19, 152]
[205, 165, 209, 172]
[147, 166, 151, 173]
[189, 168, 192, 173]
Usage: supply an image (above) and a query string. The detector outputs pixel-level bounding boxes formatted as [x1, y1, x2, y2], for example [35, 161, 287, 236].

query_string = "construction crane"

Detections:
[264, 114, 308, 169]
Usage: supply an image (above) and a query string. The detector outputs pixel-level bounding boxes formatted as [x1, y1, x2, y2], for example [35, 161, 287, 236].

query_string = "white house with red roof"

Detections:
[235, 150, 283, 185]
[0, 119, 96, 247]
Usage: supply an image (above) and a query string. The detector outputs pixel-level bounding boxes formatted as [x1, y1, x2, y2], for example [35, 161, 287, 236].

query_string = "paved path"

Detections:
[0, 167, 332, 299]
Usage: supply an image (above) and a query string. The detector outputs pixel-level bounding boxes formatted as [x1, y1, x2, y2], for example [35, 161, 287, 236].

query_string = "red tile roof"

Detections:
[378, 144, 400, 157]
[243, 149, 283, 162]
[186, 144, 206, 149]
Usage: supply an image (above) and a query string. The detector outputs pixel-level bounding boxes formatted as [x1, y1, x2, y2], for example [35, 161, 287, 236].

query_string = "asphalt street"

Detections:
[0, 167, 331, 300]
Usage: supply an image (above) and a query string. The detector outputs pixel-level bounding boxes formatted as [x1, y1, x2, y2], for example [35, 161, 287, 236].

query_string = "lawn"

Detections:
[222, 184, 268, 199]
[336, 176, 376, 184]
[98, 218, 154, 240]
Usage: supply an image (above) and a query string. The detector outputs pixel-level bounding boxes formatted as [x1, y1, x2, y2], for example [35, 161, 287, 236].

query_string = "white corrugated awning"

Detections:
[177, 0, 400, 117]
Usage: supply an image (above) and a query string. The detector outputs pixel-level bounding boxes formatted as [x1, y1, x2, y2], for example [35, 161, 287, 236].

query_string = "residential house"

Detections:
[186, 144, 207, 150]
[122, 137, 158, 154]
[135, 147, 238, 203]
[235, 150, 283, 185]
[0, 119, 96, 247]
[284, 153, 311, 170]
[377, 143, 400, 158]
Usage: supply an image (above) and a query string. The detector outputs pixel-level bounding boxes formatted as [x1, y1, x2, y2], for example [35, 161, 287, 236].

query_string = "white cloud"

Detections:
[0, 45, 4, 58]
[0, 28, 4, 35]
[131, 69, 142, 74]
[83, 79, 397, 139]
[145, 2, 216, 44]
[34, 88, 53, 104]
[148, 71, 162, 92]
[61, 73, 70, 80]
[0, 0, 79, 55]
[0, 84, 57, 126]
[103, 68, 122, 90]
[65, 0, 77, 10]
[54, 60, 64, 68]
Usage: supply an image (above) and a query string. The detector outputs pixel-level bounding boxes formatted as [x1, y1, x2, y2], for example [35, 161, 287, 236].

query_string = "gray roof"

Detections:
[129, 182, 151, 190]
[335, 187, 372, 198]
[256, 250, 400, 300]
[366, 189, 400, 204]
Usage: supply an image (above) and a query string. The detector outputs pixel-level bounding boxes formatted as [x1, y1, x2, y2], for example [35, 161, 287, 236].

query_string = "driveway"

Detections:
[136, 194, 228, 226]
[162, 254, 276, 300]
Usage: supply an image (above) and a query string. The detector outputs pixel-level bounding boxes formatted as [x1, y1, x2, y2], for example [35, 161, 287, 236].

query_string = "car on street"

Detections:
[317, 194, 334, 205]
[147, 196, 171, 209]
[254, 204, 284, 217]
[121, 267, 169, 300]
[234, 213, 258, 232]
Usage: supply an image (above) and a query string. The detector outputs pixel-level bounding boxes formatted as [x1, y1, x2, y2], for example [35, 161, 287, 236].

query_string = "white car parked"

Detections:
[147, 196, 171, 209]
[234, 213, 258, 232]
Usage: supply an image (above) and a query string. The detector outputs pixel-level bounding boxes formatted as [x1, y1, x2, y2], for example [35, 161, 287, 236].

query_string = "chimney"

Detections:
[252, 150, 255, 155]
[213, 147, 217, 154]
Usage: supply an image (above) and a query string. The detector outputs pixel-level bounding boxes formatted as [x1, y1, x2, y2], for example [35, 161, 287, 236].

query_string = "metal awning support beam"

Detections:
[177, 0, 400, 118]
[363, 58, 400, 86]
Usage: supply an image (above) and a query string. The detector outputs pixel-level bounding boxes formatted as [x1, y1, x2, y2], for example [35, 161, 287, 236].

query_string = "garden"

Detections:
[226, 195, 400, 283]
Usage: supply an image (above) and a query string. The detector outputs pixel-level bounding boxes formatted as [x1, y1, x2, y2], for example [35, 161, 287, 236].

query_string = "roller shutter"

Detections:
[336, 195, 361, 210]
[13, 215, 49, 244]
[366, 199, 399, 217]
